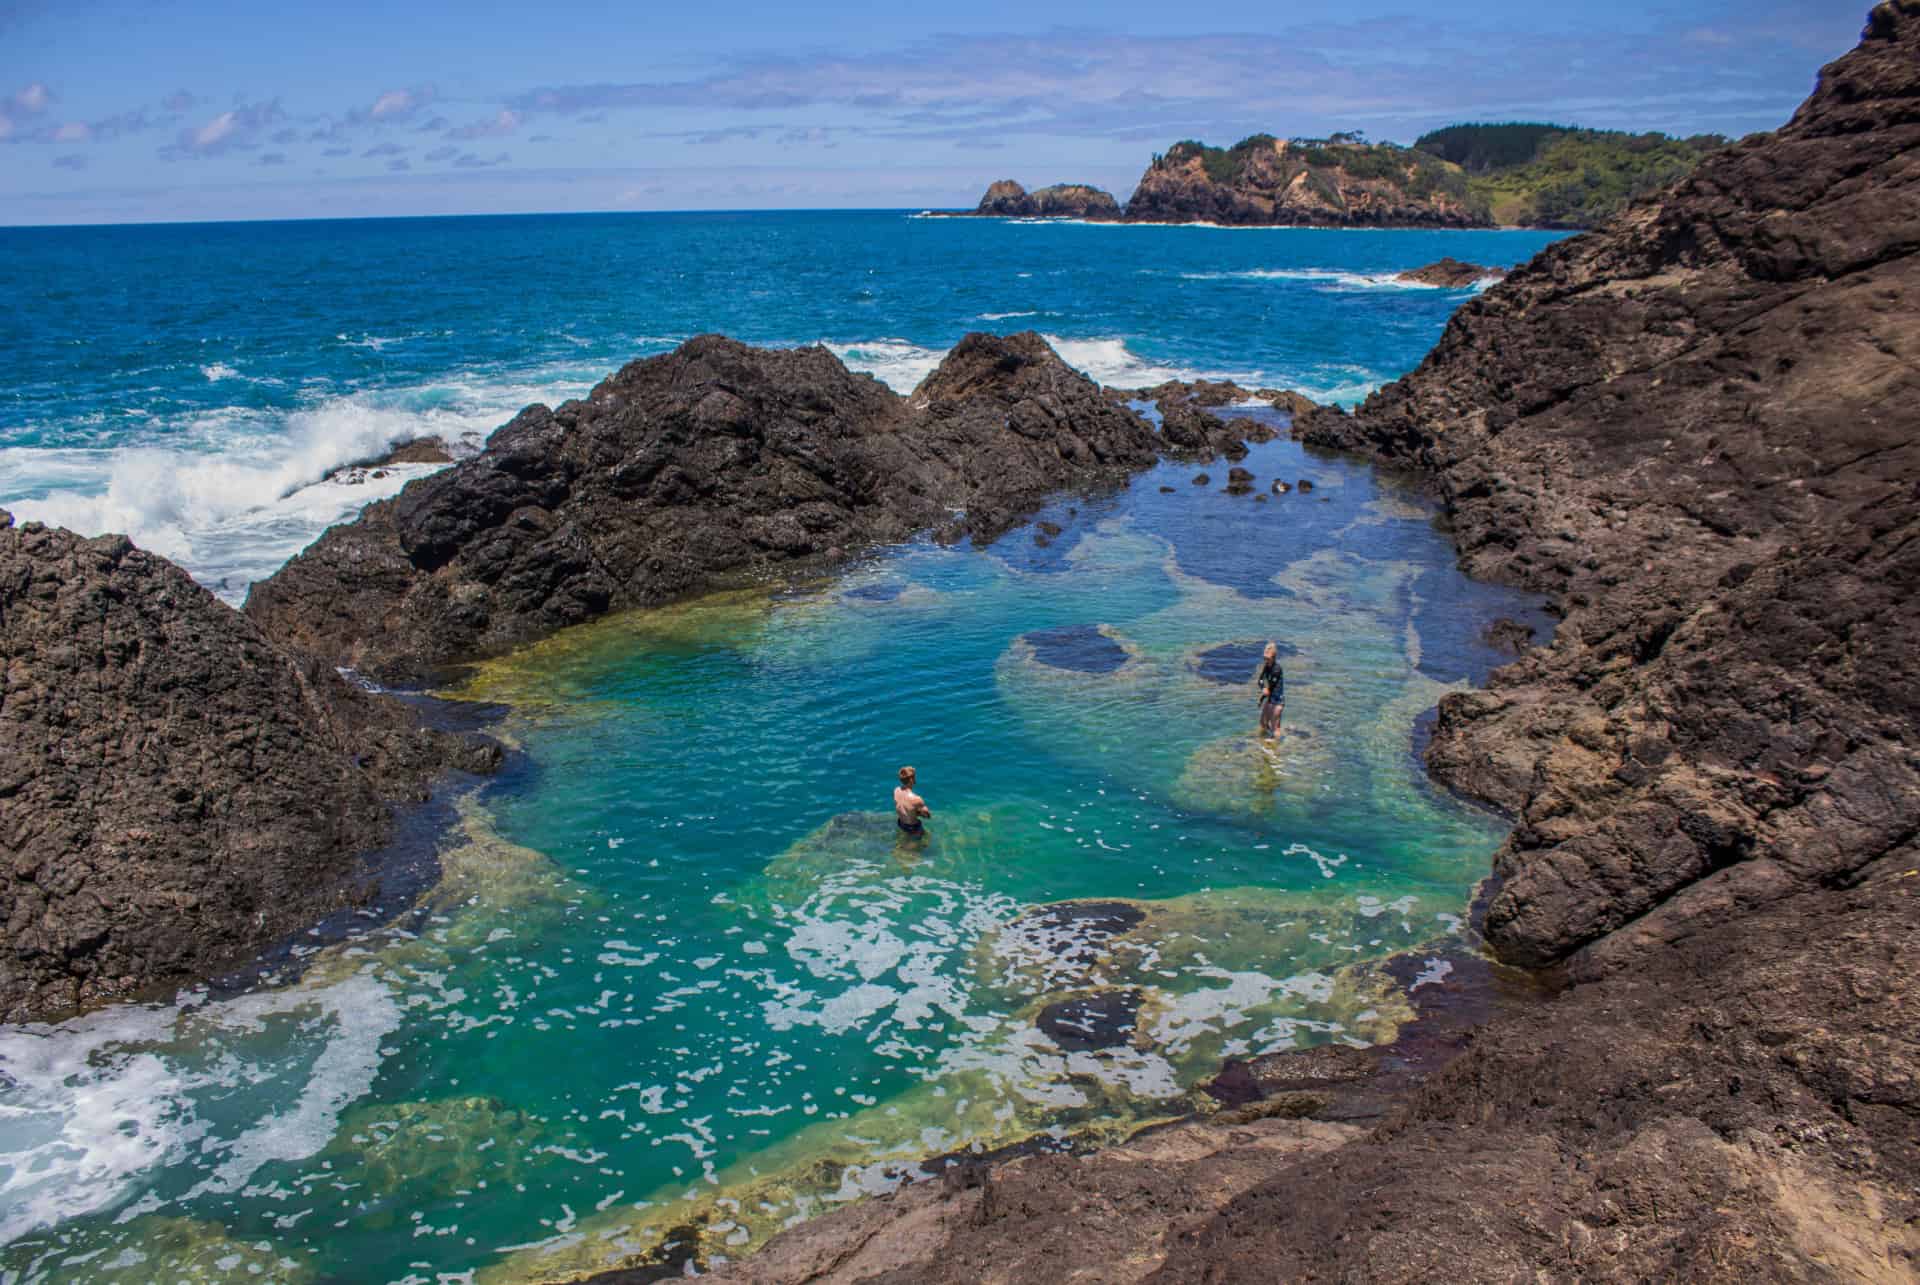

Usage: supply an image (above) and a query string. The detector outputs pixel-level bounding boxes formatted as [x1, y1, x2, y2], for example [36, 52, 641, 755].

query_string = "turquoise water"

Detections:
[0, 213, 1561, 1283]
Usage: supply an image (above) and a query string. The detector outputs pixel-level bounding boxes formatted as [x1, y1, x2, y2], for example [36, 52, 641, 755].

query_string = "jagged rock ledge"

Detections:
[0, 512, 501, 1021]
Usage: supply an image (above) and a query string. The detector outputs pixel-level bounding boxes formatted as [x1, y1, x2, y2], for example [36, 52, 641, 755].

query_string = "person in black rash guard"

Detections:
[1256, 642, 1286, 739]
[894, 765, 932, 836]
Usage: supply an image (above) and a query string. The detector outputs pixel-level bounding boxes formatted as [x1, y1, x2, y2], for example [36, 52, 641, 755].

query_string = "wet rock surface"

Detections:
[0, 517, 497, 1021]
[247, 333, 1160, 684]
[1394, 256, 1503, 287]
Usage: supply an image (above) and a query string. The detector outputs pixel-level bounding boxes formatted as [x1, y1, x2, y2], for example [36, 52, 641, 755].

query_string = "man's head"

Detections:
[1263, 641, 1278, 660]
[899, 766, 916, 787]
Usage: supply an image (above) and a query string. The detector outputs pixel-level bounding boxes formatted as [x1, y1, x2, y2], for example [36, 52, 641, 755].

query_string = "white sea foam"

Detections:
[975, 311, 1040, 321]
[2, 365, 596, 602]
[824, 339, 947, 394]
[1177, 267, 1474, 291]
[0, 970, 400, 1247]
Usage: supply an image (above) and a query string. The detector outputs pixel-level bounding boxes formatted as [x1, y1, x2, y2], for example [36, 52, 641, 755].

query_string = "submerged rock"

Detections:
[1021, 624, 1130, 674]
[247, 333, 1159, 684]
[1038, 989, 1143, 1051]
[1191, 640, 1295, 685]
[1225, 467, 1256, 494]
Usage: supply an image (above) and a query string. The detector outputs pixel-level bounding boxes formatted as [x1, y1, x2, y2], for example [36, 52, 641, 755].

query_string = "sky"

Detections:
[0, 0, 1874, 225]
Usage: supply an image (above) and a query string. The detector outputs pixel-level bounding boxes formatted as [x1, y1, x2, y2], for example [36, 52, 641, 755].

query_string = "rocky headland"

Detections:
[969, 135, 1490, 228]
[1124, 135, 1488, 227]
[966, 179, 1122, 220]
[0, 513, 500, 1021]
[661, 4, 1919, 1280]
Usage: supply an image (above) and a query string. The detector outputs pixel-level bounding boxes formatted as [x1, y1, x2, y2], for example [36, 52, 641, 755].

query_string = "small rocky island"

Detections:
[970, 179, 1122, 220]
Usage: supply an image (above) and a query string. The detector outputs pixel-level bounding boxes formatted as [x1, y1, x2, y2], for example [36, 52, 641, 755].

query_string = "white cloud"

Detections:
[448, 108, 518, 140]
[369, 89, 416, 119]
[12, 82, 50, 115]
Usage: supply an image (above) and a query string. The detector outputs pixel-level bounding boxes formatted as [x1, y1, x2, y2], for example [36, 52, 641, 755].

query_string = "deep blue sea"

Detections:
[0, 212, 1566, 1283]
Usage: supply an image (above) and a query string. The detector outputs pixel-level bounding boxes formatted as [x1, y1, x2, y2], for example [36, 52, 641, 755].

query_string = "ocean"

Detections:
[0, 211, 1566, 1282]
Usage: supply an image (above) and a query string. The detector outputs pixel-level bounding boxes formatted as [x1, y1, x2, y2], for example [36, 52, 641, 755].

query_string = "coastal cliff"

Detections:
[0, 514, 498, 1021]
[246, 333, 1163, 684]
[660, 5, 1920, 1280]
[1124, 135, 1489, 227]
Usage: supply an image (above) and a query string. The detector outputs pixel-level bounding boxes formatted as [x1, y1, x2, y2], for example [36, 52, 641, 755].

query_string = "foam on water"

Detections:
[3, 366, 596, 600]
[1176, 267, 1493, 292]
[0, 970, 400, 1249]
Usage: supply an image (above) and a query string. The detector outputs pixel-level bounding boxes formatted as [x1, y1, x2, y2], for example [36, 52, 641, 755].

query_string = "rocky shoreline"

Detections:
[2, 6, 1914, 1279]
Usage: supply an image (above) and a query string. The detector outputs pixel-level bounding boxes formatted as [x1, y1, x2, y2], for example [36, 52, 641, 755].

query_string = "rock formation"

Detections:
[247, 333, 1161, 684]
[1123, 136, 1489, 227]
[967, 180, 1122, 219]
[0, 513, 498, 1021]
[1394, 256, 1503, 287]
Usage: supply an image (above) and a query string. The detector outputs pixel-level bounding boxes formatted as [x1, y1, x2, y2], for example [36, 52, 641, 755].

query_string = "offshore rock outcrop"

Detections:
[248, 333, 1160, 683]
[0, 513, 498, 1021]
[1123, 136, 1489, 227]
[1394, 256, 1503, 287]
[968, 179, 1122, 219]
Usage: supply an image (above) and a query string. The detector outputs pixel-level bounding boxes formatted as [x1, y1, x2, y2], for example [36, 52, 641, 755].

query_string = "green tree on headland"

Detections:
[1414, 122, 1727, 227]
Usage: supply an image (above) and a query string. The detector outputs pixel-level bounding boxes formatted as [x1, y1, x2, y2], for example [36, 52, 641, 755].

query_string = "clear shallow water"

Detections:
[0, 212, 1561, 598]
[0, 213, 1562, 1283]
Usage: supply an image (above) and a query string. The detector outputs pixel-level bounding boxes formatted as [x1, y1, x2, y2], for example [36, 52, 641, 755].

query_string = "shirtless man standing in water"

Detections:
[894, 766, 932, 835]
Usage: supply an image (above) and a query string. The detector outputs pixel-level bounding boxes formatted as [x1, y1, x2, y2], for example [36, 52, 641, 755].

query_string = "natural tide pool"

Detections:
[0, 424, 1551, 1283]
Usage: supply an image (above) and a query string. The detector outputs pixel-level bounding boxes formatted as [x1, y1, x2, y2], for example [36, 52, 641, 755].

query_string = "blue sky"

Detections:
[0, 0, 1871, 224]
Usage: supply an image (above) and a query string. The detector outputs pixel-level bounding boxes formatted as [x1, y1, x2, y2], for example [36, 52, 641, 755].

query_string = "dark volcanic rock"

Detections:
[0, 518, 496, 1021]
[1482, 616, 1537, 655]
[1224, 467, 1255, 494]
[969, 180, 1122, 220]
[247, 333, 1158, 684]
[1037, 989, 1142, 1051]
[1394, 256, 1502, 287]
